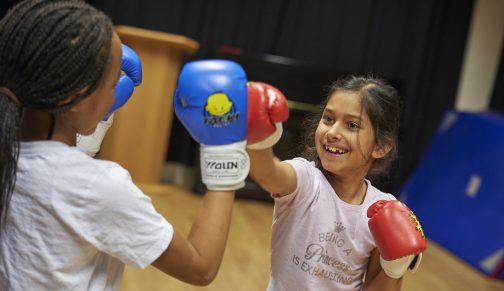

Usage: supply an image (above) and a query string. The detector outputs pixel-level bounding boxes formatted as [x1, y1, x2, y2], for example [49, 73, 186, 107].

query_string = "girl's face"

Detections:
[57, 32, 121, 141]
[315, 90, 387, 178]
[72, 32, 122, 135]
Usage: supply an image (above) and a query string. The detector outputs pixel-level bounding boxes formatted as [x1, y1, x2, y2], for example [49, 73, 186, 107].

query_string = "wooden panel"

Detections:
[98, 26, 199, 183]
[119, 183, 504, 291]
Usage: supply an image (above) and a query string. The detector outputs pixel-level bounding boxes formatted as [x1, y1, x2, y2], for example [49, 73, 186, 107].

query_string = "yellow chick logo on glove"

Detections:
[205, 93, 233, 116]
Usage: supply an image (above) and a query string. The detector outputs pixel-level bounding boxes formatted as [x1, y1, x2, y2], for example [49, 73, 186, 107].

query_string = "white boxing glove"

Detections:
[380, 253, 422, 279]
[76, 114, 114, 157]
[76, 44, 142, 157]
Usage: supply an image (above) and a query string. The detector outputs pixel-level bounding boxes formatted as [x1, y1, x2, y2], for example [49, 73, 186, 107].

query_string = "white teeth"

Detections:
[325, 145, 347, 154]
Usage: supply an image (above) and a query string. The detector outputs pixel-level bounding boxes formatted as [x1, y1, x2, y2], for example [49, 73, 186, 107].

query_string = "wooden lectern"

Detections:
[98, 25, 199, 183]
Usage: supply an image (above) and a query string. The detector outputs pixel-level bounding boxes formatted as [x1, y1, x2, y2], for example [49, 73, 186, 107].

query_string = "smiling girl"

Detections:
[247, 75, 421, 291]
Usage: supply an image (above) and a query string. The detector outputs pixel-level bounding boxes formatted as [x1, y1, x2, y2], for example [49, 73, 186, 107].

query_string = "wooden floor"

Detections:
[119, 183, 504, 291]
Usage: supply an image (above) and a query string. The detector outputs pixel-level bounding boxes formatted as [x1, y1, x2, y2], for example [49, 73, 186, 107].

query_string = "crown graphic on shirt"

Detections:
[334, 221, 346, 233]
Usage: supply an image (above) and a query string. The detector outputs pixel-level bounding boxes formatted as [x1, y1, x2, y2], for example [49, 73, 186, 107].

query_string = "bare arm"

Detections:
[363, 249, 402, 291]
[151, 190, 235, 286]
[248, 147, 297, 196]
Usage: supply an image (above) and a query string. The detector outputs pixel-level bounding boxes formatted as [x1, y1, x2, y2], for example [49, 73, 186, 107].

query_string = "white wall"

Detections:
[455, 0, 504, 111]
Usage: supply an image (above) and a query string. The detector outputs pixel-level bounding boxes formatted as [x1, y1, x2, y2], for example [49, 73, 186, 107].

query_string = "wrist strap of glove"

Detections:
[76, 114, 114, 157]
[247, 122, 283, 150]
[380, 253, 423, 279]
[200, 141, 250, 191]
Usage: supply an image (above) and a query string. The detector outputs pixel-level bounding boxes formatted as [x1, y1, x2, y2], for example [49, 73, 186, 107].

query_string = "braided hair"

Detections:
[0, 0, 113, 226]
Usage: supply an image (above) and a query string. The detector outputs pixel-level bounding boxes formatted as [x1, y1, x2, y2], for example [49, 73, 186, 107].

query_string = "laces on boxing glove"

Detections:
[200, 141, 250, 191]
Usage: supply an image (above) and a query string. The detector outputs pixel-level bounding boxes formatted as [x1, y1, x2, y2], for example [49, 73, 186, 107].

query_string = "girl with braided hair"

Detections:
[0, 1, 238, 289]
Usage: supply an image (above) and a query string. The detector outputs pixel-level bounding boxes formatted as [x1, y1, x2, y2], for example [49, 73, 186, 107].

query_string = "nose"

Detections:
[326, 122, 342, 140]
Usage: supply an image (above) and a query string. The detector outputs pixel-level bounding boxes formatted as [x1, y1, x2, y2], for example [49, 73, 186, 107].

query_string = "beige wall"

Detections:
[455, 0, 504, 111]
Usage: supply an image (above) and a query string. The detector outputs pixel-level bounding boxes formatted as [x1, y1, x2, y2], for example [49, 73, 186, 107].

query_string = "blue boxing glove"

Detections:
[105, 44, 142, 119]
[77, 44, 142, 156]
[174, 59, 249, 191]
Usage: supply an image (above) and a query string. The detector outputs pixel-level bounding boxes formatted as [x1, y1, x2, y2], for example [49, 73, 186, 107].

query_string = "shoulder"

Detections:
[284, 157, 318, 173]
[66, 147, 132, 185]
[50, 146, 138, 205]
[282, 157, 322, 187]
[86, 161, 138, 203]
[55, 152, 161, 228]
[18, 141, 131, 192]
[363, 179, 397, 207]
[273, 157, 324, 201]
[288, 157, 315, 166]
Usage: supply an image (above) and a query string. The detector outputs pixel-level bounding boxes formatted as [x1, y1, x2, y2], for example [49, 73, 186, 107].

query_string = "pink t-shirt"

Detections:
[267, 158, 396, 291]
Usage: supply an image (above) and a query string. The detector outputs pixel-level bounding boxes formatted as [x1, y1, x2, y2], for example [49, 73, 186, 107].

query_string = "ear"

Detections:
[372, 142, 393, 159]
[64, 88, 88, 113]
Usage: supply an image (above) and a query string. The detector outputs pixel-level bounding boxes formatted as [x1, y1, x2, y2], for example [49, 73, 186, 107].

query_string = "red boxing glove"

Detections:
[246, 82, 289, 150]
[367, 200, 426, 278]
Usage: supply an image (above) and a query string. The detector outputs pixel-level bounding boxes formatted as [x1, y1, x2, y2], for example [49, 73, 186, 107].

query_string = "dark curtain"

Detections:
[490, 51, 504, 113]
[0, 1, 17, 17]
[89, 0, 475, 194]
[1, 0, 475, 194]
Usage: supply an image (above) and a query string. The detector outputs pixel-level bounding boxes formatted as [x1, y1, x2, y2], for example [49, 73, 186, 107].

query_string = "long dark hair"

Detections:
[0, 0, 113, 226]
[301, 74, 401, 179]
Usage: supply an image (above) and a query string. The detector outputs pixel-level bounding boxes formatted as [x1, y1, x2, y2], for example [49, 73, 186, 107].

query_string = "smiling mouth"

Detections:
[324, 145, 348, 155]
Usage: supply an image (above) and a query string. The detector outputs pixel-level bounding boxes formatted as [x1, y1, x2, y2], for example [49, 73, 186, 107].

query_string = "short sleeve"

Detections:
[272, 158, 317, 213]
[362, 181, 397, 209]
[54, 164, 173, 269]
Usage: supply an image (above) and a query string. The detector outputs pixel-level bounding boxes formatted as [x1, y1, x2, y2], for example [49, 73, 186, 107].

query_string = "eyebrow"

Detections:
[323, 108, 363, 120]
